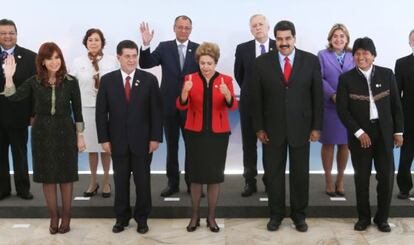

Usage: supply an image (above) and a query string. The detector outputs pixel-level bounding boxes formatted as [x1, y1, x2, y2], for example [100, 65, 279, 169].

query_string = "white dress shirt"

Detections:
[255, 38, 270, 58]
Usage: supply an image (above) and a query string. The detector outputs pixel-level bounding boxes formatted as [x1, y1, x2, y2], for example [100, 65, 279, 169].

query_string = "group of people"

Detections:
[0, 13, 413, 235]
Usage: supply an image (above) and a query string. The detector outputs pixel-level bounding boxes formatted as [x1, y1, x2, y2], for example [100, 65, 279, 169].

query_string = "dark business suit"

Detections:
[336, 66, 403, 223]
[395, 54, 414, 194]
[96, 69, 163, 224]
[139, 40, 199, 189]
[234, 39, 275, 187]
[0, 45, 36, 197]
[250, 49, 323, 222]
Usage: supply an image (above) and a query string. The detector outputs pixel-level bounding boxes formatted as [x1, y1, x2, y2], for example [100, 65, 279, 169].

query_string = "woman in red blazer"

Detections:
[176, 42, 237, 233]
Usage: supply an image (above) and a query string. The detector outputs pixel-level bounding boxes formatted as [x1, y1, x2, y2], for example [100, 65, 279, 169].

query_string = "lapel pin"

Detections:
[188, 49, 192, 53]
[17, 55, 22, 59]
[270, 47, 273, 51]
[135, 80, 140, 86]
[214, 84, 218, 88]
[375, 84, 381, 88]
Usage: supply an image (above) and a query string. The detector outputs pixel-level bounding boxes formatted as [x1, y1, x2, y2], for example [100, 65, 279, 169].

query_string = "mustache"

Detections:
[279, 44, 290, 49]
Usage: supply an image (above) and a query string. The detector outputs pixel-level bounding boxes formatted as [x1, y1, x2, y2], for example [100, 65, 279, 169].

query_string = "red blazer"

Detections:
[176, 72, 238, 133]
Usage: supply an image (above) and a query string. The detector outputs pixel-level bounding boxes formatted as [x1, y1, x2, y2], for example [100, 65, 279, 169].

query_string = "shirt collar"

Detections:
[121, 69, 136, 83]
[358, 65, 373, 79]
[278, 48, 296, 62]
[1, 45, 16, 55]
[255, 38, 270, 48]
[176, 39, 189, 47]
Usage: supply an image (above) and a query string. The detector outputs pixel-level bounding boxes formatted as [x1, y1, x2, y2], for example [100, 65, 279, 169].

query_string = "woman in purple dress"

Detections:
[318, 24, 354, 197]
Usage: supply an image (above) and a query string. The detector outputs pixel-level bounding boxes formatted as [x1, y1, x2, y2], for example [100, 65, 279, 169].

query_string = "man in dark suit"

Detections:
[139, 16, 199, 197]
[234, 14, 275, 197]
[96, 40, 163, 234]
[395, 29, 414, 199]
[336, 37, 404, 232]
[250, 20, 323, 232]
[0, 19, 36, 200]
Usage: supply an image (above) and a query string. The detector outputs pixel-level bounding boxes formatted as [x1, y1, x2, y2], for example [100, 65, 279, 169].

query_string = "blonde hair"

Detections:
[195, 42, 220, 63]
[327, 23, 351, 52]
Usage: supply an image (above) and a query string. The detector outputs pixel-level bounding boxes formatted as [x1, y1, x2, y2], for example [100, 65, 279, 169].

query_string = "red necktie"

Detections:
[284, 56, 292, 84]
[125, 76, 131, 103]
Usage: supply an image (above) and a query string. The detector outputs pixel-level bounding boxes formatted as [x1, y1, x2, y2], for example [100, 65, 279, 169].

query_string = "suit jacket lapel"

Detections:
[342, 52, 354, 72]
[325, 51, 342, 73]
[248, 40, 256, 62]
[269, 39, 276, 53]
[273, 51, 285, 82]
[170, 41, 181, 72]
[183, 41, 197, 73]
[289, 49, 302, 84]
[115, 70, 128, 105]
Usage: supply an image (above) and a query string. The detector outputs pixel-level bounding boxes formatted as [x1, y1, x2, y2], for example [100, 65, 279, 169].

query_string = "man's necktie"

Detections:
[284, 56, 292, 84]
[125, 76, 131, 103]
[178, 44, 185, 70]
[260, 44, 266, 55]
[1, 51, 8, 64]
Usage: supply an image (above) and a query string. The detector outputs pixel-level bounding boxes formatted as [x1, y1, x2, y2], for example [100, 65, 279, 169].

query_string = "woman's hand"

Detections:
[77, 134, 86, 152]
[4, 55, 16, 85]
[219, 77, 231, 102]
[181, 74, 193, 102]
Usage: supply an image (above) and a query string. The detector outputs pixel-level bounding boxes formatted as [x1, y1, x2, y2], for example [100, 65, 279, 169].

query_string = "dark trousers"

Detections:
[112, 151, 152, 224]
[164, 110, 189, 188]
[397, 131, 414, 194]
[239, 98, 266, 186]
[0, 125, 30, 196]
[263, 140, 309, 222]
[350, 122, 394, 223]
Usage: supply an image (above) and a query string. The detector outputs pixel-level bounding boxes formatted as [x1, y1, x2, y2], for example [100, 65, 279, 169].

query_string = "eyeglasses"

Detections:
[175, 26, 192, 31]
[0, 32, 16, 36]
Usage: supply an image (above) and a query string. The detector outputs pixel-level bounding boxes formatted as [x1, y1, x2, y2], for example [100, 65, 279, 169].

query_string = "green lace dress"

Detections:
[4, 75, 84, 183]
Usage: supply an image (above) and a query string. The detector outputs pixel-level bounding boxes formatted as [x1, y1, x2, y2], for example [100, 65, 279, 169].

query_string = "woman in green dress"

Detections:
[2, 42, 85, 234]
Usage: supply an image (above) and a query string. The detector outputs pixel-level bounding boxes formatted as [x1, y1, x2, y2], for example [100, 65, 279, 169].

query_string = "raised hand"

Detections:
[183, 74, 193, 93]
[219, 77, 232, 102]
[139, 22, 154, 46]
[4, 55, 16, 80]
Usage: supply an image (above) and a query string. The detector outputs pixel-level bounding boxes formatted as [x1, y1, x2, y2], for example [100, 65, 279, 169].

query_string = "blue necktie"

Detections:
[260, 44, 266, 55]
[1, 51, 8, 63]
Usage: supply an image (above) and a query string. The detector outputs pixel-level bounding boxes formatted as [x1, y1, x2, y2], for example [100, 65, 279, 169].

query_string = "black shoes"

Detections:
[186, 218, 200, 232]
[137, 221, 149, 234]
[375, 222, 391, 232]
[17, 191, 33, 200]
[294, 220, 308, 232]
[160, 186, 179, 197]
[354, 219, 371, 231]
[112, 221, 129, 233]
[102, 184, 111, 198]
[206, 219, 220, 232]
[84, 184, 99, 197]
[397, 192, 409, 199]
[266, 218, 281, 231]
[241, 183, 257, 197]
[325, 191, 336, 197]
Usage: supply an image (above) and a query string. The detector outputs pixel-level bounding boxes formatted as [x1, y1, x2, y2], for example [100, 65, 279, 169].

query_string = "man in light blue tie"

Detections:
[139, 16, 199, 197]
[234, 14, 276, 197]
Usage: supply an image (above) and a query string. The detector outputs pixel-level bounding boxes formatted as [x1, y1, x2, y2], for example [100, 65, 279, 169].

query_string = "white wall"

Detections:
[6, 0, 414, 90]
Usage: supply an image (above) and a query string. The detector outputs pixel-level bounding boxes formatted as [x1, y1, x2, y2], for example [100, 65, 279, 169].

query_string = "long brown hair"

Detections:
[36, 42, 67, 87]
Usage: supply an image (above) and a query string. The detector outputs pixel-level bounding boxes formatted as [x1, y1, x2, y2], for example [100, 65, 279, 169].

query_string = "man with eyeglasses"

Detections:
[0, 19, 36, 200]
[139, 15, 199, 197]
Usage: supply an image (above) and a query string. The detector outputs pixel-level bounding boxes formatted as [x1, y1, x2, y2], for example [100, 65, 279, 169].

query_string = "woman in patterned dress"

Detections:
[3, 42, 85, 234]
